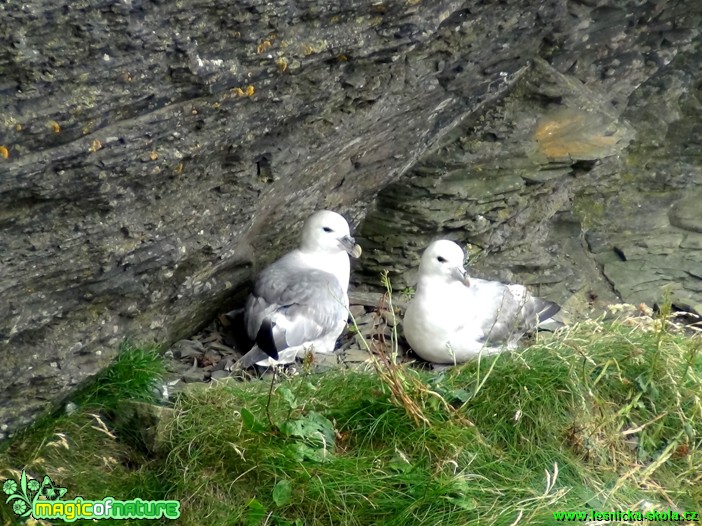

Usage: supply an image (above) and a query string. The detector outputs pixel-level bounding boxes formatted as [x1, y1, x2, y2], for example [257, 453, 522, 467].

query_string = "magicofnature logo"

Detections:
[3, 470, 67, 518]
[3, 470, 180, 522]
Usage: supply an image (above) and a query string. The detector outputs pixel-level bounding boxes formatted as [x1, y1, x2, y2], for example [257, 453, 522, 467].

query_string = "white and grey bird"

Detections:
[235, 210, 362, 368]
[403, 240, 561, 365]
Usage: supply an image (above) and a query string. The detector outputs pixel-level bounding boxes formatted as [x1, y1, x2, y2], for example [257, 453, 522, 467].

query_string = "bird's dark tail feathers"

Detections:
[536, 299, 561, 323]
[529, 298, 564, 332]
[255, 318, 280, 360]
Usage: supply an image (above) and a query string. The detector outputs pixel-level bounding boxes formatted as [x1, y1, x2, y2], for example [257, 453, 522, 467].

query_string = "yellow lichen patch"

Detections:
[82, 121, 95, 135]
[0, 145, 8, 159]
[14, 123, 22, 132]
[48, 120, 61, 133]
[534, 109, 620, 159]
[276, 57, 289, 73]
[302, 40, 328, 56]
[149, 150, 158, 161]
[257, 34, 276, 54]
[174, 161, 184, 174]
[89, 139, 102, 153]
[232, 85, 255, 97]
[337, 54, 348, 62]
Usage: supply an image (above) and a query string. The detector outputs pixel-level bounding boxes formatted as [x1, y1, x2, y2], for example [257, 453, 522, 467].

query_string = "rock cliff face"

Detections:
[355, 4, 702, 319]
[1, 0, 699, 437]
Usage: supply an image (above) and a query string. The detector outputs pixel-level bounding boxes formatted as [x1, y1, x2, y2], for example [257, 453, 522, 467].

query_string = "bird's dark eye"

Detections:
[437, 256, 447, 263]
[323, 227, 333, 233]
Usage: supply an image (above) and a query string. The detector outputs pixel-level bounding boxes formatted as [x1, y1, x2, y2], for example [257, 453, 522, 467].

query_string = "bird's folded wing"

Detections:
[470, 280, 522, 343]
[245, 266, 348, 351]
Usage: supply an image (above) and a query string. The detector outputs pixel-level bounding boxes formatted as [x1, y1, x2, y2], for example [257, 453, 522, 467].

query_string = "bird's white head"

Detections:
[300, 210, 362, 258]
[419, 239, 470, 286]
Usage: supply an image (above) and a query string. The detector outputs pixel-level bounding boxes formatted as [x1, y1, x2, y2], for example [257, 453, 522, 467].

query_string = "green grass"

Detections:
[1, 315, 701, 526]
[0, 342, 168, 525]
[69, 340, 168, 410]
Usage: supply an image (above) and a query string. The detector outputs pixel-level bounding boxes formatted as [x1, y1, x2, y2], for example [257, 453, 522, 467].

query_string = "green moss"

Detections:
[572, 193, 606, 230]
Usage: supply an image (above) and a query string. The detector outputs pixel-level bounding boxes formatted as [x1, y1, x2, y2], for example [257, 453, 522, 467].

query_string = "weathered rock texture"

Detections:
[356, 3, 702, 320]
[1, 0, 700, 436]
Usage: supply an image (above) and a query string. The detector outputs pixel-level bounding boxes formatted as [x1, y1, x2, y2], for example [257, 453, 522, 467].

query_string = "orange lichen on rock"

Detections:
[534, 110, 620, 159]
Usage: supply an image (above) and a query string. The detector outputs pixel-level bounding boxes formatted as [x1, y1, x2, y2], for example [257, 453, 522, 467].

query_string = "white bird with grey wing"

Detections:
[236, 210, 362, 368]
[403, 240, 562, 365]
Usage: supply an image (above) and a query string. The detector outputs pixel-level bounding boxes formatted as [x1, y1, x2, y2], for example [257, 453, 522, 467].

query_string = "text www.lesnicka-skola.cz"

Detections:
[553, 509, 699, 522]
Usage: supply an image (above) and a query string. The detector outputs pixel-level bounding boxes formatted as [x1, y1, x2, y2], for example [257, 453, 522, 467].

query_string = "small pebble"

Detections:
[349, 304, 366, 318]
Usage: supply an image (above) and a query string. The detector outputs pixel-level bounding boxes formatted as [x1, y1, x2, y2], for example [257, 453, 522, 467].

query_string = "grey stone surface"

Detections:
[112, 401, 174, 455]
[669, 189, 702, 234]
[355, 6, 702, 320]
[354, 58, 635, 308]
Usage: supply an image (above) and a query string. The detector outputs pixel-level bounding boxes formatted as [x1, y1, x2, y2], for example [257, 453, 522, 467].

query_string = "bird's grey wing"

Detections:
[471, 279, 524, 343]
[245, 293, 276, 341]
[246, 265, 348, 349]
[279, 300, 344, 346]
[475, 281, 561, 343]
[244, 253, 304, 339]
